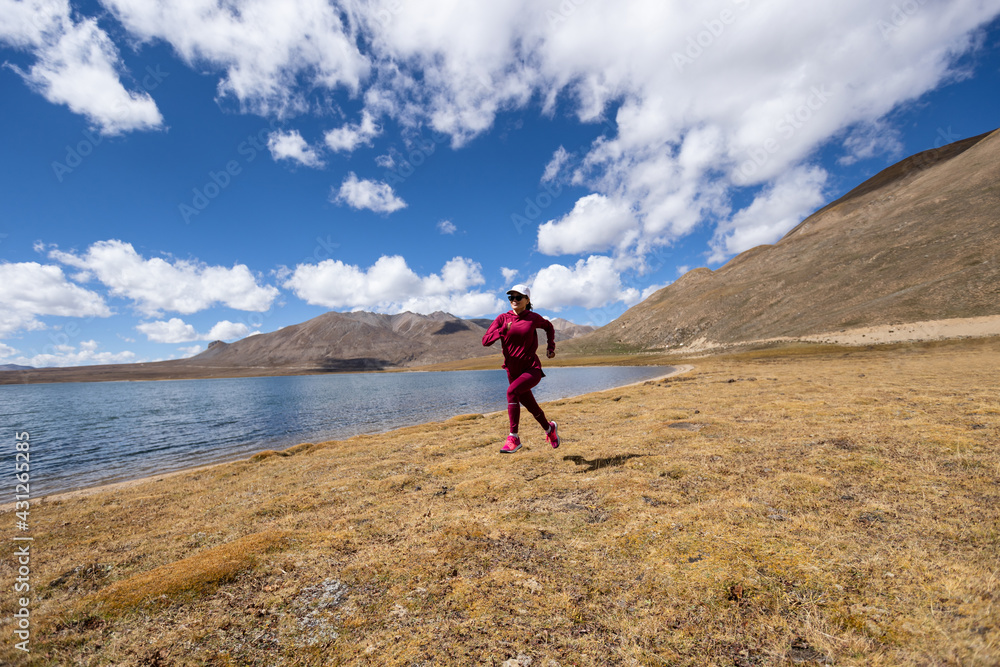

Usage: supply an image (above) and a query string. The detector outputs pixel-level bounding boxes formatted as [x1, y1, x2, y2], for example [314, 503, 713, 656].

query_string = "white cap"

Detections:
[506, 283, 531, 299]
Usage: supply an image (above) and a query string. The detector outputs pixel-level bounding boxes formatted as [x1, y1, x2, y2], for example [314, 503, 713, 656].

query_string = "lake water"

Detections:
[1, 366, 673, 496]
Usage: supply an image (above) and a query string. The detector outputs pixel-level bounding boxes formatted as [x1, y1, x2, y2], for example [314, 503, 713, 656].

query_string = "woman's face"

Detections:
[508, 293, 528, 314]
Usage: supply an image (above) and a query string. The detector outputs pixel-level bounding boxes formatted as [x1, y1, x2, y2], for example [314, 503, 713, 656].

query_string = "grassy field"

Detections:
[1, 340, 998, 665]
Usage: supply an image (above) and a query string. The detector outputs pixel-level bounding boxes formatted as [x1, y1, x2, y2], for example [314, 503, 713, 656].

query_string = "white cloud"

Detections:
[137, 318, 198, 343]
[0, 261, 112, 336]
[542, 146, 570, 182]
[398, 292, 504, 317]
[537, 193, 639, 256]
[346, 0, 997, 264]
[333, 172, 407, 213]
[501, 267, 519, 283]
[101, 0, 369, 116]
[268, 130, 324, 167]
[136, 317, 251, 343]
[347, 0, 544, 147]
[177, 345, 203, 357]
[709, 166, 828, 263]
[0, 0, 163, 134]
[283, 255, 503, 316]
[532, 256, 641, 311]
[3, 339, 136, 368]
[437, 220, 457, 234]
[8, 0, 999, 271]
[324, 111, 380, 152]
[0, 341, 18, 359]
[48, 240, 279, 316]
[207, 320, 250, 340]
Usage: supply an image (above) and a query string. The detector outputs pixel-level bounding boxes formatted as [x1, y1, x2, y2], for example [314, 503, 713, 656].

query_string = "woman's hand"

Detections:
[501, 321, 510, 337]
[547, 350, 555, 359]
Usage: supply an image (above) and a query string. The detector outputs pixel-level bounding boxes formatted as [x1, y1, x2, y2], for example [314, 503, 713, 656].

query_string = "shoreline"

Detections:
[5, 315, 999, 385]
[14, 364, 692, 508]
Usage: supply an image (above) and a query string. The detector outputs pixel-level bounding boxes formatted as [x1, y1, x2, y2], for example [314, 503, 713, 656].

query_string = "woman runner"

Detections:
[482, 284, 560, 453]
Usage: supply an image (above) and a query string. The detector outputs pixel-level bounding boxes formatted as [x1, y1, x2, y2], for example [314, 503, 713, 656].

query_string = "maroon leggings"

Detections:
[507, 368, 549, 434]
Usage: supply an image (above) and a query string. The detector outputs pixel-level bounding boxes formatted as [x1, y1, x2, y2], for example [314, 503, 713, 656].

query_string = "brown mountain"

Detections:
[569, 128, 1000, 353]
[549, 318, 597, 340]
[188, 310, 494, 372]
[191, 311, 594, 371]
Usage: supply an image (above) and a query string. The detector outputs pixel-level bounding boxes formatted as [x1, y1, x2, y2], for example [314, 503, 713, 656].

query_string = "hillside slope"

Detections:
[571, 129, 1000, 352]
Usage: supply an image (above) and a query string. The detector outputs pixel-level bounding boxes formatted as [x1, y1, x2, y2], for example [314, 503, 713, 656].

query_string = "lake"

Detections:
[0, 366, 673, 496]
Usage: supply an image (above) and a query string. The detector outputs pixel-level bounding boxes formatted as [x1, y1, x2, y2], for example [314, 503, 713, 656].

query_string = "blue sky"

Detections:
[1, 0, 999, 367]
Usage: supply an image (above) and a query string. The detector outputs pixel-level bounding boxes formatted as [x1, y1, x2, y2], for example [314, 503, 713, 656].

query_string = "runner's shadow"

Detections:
[563, 454, 643, 473]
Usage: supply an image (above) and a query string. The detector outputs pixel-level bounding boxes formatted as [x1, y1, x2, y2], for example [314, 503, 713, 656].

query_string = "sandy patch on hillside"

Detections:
[798, 314, 1000, 345]
[678, 315, 1000, 353]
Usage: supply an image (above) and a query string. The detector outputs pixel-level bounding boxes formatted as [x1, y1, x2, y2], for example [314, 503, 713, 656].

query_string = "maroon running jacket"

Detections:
[482, 310, 556, 376]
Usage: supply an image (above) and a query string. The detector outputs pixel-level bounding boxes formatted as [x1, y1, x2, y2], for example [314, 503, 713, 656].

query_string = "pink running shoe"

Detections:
[546, 421, 559, 449]
[500, 435, 522, 453]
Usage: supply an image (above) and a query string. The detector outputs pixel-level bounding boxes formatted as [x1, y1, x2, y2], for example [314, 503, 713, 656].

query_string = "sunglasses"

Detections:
[508, 294, 526, 302]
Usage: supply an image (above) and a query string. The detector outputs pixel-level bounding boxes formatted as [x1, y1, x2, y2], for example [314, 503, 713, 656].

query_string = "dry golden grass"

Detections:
[87, 530, 294, 614]
[1, 340, 998, 665]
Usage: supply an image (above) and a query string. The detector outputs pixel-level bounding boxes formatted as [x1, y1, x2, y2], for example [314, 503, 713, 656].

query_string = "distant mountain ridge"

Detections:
[190, 311, 596, 371]
[0, 311, 594, 383]
[569, 128, 1000, 353]
[549, 318, 598, 340]
[188, 310, 491, 371]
